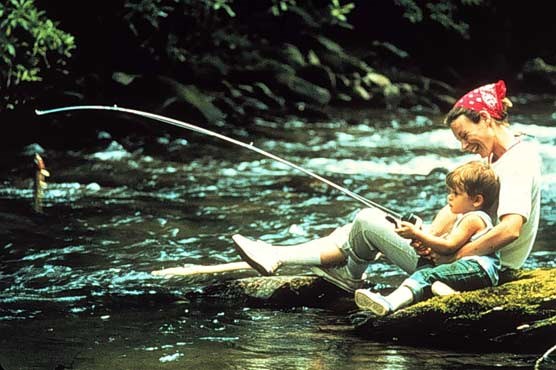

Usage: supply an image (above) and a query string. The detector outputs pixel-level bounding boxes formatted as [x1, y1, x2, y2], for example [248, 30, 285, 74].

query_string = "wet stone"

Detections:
[184, 268, 556, 352]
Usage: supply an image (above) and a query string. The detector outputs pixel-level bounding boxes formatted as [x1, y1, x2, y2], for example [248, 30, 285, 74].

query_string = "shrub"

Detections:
[0, 0, 75, 110]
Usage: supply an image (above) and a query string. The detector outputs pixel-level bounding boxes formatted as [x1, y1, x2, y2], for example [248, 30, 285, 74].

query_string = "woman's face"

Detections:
[449, 113, 494, 158]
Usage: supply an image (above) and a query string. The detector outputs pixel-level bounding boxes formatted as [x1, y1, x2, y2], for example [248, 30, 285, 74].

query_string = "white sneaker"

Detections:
[311, 265, 363, 293]
[431, 281, 459, 297]
[232, 234, 281, 276]
[354, 289, 392, 316]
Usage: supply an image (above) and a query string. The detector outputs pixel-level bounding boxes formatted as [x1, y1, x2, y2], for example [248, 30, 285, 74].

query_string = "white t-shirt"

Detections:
[490, 140, 542, 269]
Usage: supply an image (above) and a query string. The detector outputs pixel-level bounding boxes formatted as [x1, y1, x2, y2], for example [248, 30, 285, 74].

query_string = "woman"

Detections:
[232, 80, 542, 293]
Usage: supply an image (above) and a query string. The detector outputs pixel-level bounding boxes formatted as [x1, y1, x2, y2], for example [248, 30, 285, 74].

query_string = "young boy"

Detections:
[354, 160, 500, 316]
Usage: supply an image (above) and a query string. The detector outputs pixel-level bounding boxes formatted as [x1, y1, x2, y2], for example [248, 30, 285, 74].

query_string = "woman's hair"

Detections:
[443, 97, 513, 127]
[446, 161, 500, 210]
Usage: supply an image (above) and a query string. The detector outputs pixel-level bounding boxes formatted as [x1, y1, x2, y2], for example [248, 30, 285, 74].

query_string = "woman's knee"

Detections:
[353, 208, 386, 230]
[348, 208, 388, 261]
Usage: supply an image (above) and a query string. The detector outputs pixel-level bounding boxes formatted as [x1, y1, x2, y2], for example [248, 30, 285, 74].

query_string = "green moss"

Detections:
[397, 268, 556, 319]
[356, 269, 556, 350]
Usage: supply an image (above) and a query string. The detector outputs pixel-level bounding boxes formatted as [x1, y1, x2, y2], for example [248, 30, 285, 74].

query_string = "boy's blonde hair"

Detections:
[446, 161, 500, 210]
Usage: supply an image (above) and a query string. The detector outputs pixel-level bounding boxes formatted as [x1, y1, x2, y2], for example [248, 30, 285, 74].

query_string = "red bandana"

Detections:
[454, 80, 507, 120]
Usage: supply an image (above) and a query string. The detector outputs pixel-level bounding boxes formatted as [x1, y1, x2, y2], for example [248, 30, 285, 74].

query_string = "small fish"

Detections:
[33, 153, 50, 214]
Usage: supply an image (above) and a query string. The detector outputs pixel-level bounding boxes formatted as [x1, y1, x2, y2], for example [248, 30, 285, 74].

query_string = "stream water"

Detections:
[1, 100, 555, 369]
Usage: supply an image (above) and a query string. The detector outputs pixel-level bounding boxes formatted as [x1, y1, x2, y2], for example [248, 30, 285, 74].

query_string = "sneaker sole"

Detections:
[354, 291, 389, 316]
[232, 235, 272, 276]
[310, 266, 359, 293]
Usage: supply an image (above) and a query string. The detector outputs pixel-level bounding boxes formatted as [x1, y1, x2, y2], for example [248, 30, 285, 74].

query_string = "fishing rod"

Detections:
[35, 105, 414, 221]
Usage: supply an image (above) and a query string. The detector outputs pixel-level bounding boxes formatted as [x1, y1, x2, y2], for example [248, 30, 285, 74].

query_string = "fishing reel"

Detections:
[402, 213, 423, 228]
[386, 213, 423, 229]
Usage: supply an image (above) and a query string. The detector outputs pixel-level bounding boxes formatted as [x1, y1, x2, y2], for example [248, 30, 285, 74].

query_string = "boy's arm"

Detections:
[397, 215, 486, 255]
[427, 205, 458, 237]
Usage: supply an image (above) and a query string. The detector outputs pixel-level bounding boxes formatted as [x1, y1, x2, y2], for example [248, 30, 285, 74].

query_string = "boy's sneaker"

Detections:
[232, 234, 281, 276]
[311, 265, 363, 293]
[431, 281, 459, 297]
[354, 289, 392, 316]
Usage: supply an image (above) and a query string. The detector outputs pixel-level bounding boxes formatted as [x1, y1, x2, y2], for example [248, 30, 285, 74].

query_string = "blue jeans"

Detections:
[331, 208, 420, 276]
[402, 259, 493, 302]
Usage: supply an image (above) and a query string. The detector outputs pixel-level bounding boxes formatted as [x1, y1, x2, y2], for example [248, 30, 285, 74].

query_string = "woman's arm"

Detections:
[431, 214, 524, 264]
[454, 213, 523, 258]
[396, 214, 486, 255]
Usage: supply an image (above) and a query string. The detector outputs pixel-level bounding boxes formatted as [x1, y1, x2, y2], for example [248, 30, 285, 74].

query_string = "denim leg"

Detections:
[402, 259, 492, 302]
[344, 208, 419, 274]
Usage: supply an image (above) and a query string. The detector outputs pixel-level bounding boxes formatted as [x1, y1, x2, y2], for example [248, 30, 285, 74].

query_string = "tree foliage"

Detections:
[0, 0, 75, 109]
[120, 0, 355, 56]
[394, 0, 485, 38]
[0, 0, 490, 111]
[393, 0, 484, 38]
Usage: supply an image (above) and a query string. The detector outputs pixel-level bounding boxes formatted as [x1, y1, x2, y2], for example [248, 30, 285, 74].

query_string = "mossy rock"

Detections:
[354, 268, 556, 352]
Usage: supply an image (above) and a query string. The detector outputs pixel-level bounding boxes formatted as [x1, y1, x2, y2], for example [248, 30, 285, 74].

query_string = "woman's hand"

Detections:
[411, 239, 432, 257]
[428, 250, 456, 265]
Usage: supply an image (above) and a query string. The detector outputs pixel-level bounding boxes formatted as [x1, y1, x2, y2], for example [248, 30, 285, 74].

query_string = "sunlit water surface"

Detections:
[1, 104, 555, 369]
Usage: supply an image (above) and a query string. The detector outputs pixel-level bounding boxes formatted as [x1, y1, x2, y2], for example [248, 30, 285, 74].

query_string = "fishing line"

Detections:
[35, 105, 405, 219]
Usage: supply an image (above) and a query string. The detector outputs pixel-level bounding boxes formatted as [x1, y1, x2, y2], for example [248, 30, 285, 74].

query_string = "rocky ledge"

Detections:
[185, 268, 556, 353]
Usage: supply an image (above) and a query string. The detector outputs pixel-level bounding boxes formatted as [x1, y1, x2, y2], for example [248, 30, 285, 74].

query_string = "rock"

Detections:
[240, 96, 270, 114]
[275, 72, 332, 105]
[157, 77, 226, 124]
[362, 72, 392, 89]
[112, 71, 138, 86]
[184, 268, 556, 352]
[240, 58, 296, 79]
[307, 35, 373, 75]
[115, 75, 226, 124]
[252, 82, 286, 109]
[185, 275, 352, 308]
[281, 43, 307, 70]
[352, 80, 372, 101]
[189, 54, 230, 82]
[307, 49, 320, 65]
[383, 83, 402, 107]
[519, 57, 556, 92]
[297, 64, 337, 91]
[354, 268, 556, 352]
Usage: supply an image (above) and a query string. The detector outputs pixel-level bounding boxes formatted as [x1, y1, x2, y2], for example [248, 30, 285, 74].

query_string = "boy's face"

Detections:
[447, 187, 482, 214]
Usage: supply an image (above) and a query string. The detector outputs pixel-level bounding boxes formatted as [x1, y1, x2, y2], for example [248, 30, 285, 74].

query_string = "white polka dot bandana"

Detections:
[454, 80, 507, 119]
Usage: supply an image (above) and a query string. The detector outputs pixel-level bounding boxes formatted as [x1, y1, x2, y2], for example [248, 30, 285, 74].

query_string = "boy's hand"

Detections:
[395, 221, 420, 239]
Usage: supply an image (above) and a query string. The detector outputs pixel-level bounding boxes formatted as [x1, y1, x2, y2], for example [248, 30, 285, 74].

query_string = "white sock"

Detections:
[274, 245, 323, 266]
[385, 286, 414, 311]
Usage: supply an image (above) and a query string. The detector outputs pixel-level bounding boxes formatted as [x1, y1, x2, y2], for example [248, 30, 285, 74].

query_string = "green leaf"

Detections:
[6, 43, 15, 57]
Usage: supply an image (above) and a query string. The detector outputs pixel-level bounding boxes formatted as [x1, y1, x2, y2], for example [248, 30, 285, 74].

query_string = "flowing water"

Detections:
[1, 101, 555, 369]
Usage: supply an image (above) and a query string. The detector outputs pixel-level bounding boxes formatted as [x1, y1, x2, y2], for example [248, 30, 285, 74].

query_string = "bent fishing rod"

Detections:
[35, 105, 417, 222]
